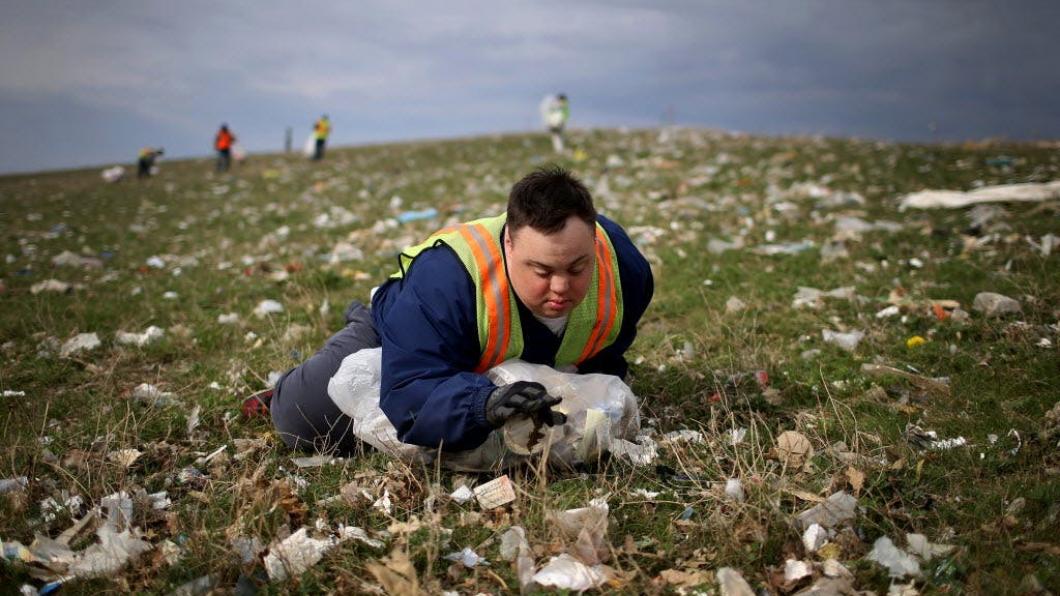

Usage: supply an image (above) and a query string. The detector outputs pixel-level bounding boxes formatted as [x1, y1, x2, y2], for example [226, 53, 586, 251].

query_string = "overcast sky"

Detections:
[1, 1, 1058, 174]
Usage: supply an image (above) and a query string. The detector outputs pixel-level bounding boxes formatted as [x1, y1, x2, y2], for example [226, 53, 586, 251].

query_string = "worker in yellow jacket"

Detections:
[312, 115, 331, 160]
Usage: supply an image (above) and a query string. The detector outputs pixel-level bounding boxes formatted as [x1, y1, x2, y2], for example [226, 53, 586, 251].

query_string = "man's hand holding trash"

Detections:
[485, 381, 568, 428]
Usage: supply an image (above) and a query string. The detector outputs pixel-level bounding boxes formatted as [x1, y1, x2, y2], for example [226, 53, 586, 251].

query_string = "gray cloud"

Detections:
[1, 0, 1057, 173]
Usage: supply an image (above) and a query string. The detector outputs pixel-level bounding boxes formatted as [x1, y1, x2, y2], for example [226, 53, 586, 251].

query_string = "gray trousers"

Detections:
[271, 301, 380, 454]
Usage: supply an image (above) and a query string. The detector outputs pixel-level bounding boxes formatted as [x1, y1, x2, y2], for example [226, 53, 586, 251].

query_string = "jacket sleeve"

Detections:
[374, 247, 497, 451]
[577, 216, 654, 378]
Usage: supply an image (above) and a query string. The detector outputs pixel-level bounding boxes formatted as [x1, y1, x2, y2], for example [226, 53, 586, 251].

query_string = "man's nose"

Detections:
[550, 275, 570, 294]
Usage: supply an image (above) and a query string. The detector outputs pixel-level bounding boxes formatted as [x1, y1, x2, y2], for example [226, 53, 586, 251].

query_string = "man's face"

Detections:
[505, 216, 595, 318]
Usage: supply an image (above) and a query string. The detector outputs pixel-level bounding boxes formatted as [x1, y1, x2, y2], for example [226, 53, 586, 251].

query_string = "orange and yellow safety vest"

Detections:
[392, 213, 624, 373]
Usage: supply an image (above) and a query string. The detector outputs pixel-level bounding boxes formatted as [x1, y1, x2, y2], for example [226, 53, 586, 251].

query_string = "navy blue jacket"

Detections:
[371, 215, 653, 451]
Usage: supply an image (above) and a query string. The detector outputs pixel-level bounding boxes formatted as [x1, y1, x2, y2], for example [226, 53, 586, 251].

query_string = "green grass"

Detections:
[1, 129, 1058, 593]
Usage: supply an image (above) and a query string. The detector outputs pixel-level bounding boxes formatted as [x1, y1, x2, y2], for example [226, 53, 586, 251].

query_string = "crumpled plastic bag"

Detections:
[326, 348, 641, 471]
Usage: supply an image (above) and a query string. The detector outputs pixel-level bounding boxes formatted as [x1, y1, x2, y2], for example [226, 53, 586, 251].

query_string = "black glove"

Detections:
[485, 381, 567, 428]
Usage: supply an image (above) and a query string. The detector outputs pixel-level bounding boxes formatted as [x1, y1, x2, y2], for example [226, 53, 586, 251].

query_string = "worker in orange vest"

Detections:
[214, 124, 236, 172]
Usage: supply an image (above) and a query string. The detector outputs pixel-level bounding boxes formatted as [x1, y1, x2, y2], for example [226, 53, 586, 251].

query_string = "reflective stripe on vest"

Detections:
[392, 213, 623, 372]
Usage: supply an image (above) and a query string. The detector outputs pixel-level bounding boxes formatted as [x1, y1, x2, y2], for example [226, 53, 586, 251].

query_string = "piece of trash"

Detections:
[899, 180, 1060, 210]
[0, 476, 28, 494]
[177, 466, 206, 486]
[444, 546, 488, 568]
[146, 491, 171, 510]
[609, 436, 658, 466]
[253, 300, 284, 318]
[904, 533, 955, 562]
[753, 240, 815, 256]
[115, 326, 165, 347]
[822, 329, 864, 352]
[972, 292, 1022, 317]
[107, 449, 143, 468]
[630, 488, 660, 499]
[60, 333, 101, 358]
[802, 523, 827, 553]
[263, 528, 334, 582]
[866, 536, 921, 578]
[372, 489, 392, 515]
[659, 568, 713, 590]
[792, 286, 855, 309]
[707, 238, 744, 254]
[145, 256, 166, 269]
[876, 305, 901, 319]
[499, 526, 530, 561]
[729, 427, 748, 446]
[291, 455, 337, 468]
[860, 363, 951, 397]
[725, 296, 747, 313]
[775, 431, 814, 467]
[51, 251, 102, 269]
[217, 313, 239, 324]
[833, 216, 903, 238]
[170, 574, 216, 596]
[328, 348, 642, 470]
[30, 279, 76, 294]
[1026, 233, 1059, 257]
[474, 475, 516, 510]
[396, 208, 439, 224]
[449, 485, 474, 504]
[186, 405, 201, 435]
[716, 567, 755, 596]
[323, 241, 365, 264]
[531, 553, 614, 592]
[930, 436, 967, 450]
[337, 525, 385, 549]
[549, 498, 610, 566]
[724, 478, 745, 502]
[131, 383, 179, 407]
[905, 424, 968, 451]
[906, 335, 926, 349]
[101, 166, 125, 183]
[784, 559, 813, 582]
[230, 535, 265, 565]
[196, 444, 228, 465]
[162, 291, 178, 300]
[797, 491, 858, 530]
[2, 390, 26, 398]
[68, 525, 152, 578]
[661, 429, 704, 444]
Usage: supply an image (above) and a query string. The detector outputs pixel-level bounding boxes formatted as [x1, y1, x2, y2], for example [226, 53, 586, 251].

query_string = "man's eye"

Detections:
[569, 268, 585, 276]
[534, 269, 550, 278]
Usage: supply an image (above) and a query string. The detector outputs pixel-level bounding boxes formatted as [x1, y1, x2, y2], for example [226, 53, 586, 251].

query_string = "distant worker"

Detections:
[313, 115, 331, 160]
[214, 124, 236, 172]
[540, 93, 570, 154]
[137, 147, 164, 179]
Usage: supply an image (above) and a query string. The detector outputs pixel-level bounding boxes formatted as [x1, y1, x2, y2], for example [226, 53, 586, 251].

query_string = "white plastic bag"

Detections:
[303, 135, 316, 158]
[326, 348, 641, 471]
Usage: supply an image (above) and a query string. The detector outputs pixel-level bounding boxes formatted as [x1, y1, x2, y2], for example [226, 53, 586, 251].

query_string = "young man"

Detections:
[262, 167, 653, 454]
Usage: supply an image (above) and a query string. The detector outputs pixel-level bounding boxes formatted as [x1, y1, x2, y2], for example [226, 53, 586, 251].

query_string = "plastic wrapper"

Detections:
[327, 348, 641, 471]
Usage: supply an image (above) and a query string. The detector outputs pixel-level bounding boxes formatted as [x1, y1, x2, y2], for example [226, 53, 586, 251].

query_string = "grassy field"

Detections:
[1, 129, 1058, 594]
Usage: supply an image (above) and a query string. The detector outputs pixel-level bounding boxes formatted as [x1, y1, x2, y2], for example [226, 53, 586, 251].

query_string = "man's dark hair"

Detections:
[507, 166, 596, 235]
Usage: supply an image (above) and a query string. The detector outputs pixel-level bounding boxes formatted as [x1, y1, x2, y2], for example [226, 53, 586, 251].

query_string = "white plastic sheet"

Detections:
[327, 348, 641, 471]
[898, 180, 1060, 210]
